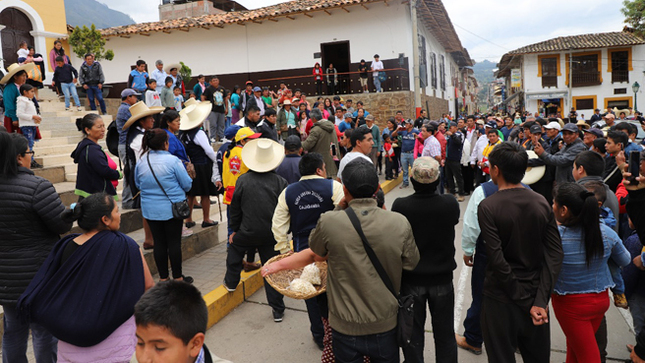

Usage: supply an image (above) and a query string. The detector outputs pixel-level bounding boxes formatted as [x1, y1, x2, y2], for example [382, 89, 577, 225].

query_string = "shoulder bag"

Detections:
[147, 153, 190, 219]
[345, 207, 414, 347]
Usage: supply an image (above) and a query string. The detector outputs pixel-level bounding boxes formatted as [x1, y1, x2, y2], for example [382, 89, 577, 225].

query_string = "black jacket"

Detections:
[256, 119, 278, 141]
[71, 138, 121, 196]
[0, 167, 72, 305]
[230, 170, 287, 247]
[628, 189, 645, 359]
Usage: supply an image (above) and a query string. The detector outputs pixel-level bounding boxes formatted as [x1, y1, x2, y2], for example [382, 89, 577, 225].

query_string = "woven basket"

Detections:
[264, 254, 328, 300]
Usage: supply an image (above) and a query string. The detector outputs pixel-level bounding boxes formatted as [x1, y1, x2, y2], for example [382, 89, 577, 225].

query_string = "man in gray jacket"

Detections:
[78, 53, 106, 114]
[534, 123, 586, 184]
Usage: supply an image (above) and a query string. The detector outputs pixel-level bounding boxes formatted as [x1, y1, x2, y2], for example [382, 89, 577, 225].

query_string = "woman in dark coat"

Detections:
[0, 132, 72, 362]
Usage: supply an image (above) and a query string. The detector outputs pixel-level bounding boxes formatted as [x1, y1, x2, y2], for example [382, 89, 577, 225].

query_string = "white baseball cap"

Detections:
[544, 121, 562, 131]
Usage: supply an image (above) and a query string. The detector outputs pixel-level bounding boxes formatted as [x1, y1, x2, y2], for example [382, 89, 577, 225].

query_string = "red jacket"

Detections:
[313, 64, 323, 81]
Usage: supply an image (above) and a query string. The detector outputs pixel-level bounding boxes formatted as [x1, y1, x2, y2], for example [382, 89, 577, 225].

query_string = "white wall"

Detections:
[91, 2, 414, 85]
[415, 17, 456, 106]
[522, 45, 645, 115]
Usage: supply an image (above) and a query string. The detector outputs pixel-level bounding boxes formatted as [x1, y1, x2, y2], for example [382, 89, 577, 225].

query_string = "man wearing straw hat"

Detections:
[224, 138, 287, 323]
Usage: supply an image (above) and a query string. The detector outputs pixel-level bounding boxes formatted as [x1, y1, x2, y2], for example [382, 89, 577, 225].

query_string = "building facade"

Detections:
[496, 29, 645, 118]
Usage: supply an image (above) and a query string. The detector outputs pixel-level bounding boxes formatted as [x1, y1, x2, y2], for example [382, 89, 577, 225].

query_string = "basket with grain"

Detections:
[264, 254, 328, 300]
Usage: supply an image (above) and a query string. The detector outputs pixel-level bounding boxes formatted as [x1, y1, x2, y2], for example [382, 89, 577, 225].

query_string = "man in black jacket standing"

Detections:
[224, 138, 287, 323]
[392, 156, 459, 363]
[445, 121, 466, 202]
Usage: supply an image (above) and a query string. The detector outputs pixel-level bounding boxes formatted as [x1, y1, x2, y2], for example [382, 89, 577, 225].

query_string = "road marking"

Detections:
[454, 262, 472, 332]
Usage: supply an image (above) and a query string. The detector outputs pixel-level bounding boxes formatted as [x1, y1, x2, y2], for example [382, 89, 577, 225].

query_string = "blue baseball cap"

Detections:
[224, 125, 241, 140]
[121, 88, 140, 98]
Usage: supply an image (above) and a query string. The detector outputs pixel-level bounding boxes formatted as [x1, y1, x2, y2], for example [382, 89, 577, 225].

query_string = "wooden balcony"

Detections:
[572, 71, 601, 87]
[612, 70, 629, 83]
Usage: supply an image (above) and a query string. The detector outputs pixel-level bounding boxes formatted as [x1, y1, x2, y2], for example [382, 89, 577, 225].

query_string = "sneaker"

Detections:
[399, 184, 409, 189]
[365, 90, 369, 94]
[30, 160, 43, 168]
[65, 107, 70, 111]
[272, 309, 284, 323]
[179, 275, 194, 284]
[614, 293, 629, 309]
[455, 334, 482, 355]
[181, 227, 193, 238]
[77, 107, 83, 111]
[223, 280, 236, 292]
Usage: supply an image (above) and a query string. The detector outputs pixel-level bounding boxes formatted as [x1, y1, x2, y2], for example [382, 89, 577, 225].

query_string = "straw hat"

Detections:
[184, 97, 211, 108]
[164, 63, 181, 74]
[122, 101, 164, 130]
[241, 138, 285, 173]
[576, 119, 590, 129]
[0, 63, 35, 84]
[179, 103, 212, 131]
[522, 150, 546, 185]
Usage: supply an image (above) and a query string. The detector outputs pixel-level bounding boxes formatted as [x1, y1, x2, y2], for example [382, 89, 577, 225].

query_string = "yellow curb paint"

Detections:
[241, 270, 264, 300]
[381, 174, 403, 194]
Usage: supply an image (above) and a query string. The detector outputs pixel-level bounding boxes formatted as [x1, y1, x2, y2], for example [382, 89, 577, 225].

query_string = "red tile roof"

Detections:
[507, 30, 645, 55]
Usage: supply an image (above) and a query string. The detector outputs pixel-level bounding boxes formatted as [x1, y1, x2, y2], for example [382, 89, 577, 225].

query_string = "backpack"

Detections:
[105, 121, 119, 157]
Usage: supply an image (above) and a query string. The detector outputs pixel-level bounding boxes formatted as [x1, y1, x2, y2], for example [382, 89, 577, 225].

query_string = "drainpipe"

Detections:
[568, 48, 573, 111]
[411, 0, 422, 118]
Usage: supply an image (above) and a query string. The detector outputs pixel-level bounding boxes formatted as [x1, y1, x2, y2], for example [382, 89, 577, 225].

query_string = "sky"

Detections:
[103, 0, 627, 63]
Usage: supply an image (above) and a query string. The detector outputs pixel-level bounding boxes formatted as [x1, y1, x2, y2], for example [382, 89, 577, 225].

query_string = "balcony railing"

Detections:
[612, 70, 629, 83]
[542, 75, 557, 88]
[572, 71, 601, 87]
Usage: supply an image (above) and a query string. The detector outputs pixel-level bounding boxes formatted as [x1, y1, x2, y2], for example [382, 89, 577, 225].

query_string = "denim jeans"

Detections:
[61, 82, 81, 108]
[609, 259, 625, 295]
[401, 152, 414, 186]
[85, 84, 106, 113]
[2, 304, 57, 363]
[401, 282, 457, 363]
[463, 240, 487, 348]
[373, 76, 382, 92]
[20, 126, 37, 161]
[332, 328, 398, 363]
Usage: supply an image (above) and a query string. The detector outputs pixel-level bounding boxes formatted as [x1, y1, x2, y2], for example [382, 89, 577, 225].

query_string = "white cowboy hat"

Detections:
[522, 150, 546, 185]
[122, 101, 164, 130]
[179, 103, 212, 131]
[0, 63, 35, 84]
[164, 63, 181, 74]
[184, 98, 199, 108]
[241, 138, 285, 173]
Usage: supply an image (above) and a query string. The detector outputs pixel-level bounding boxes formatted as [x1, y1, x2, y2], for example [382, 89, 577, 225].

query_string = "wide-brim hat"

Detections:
[122, 101, 164, 130]
[179, 103, 212, 131]
[576, 120, 590, 129]
[522, 150, 545, 185]
[164, 63, 181, 74]
[241, 138, 285, 173]
[0, 63, 35, 84]
[184, 97, 203, 108]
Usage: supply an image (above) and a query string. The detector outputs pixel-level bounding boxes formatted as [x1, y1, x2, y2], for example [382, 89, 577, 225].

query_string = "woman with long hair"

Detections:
[382, 118, 400, 178]
[18, 193, 154, 362]
[298, 110, 313, 141]
[135, 129, 193, 283]
[551, 182, 630, 363]
[313, 62, 323, 96]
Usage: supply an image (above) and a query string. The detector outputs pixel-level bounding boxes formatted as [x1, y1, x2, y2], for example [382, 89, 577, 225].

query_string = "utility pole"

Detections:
[411, 0, 422, 118]
[568, 48, 573, 111]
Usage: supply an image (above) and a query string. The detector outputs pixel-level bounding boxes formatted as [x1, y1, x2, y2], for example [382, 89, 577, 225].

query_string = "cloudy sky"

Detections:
[102, 0, 627, 62]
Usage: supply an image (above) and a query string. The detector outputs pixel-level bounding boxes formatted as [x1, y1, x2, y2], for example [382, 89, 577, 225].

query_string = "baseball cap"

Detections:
[429, 121, 439, 128]
[561, 123, 578, 133]
[284, 135, 302, 151]
[224, 125, 241, 140]
[344, 112, 354, 119]
[476, 119, 485, 125]
[252, 86, 261, 92]
[411, 157, 440, 184]
[529, 124, 542, 134]
[604, 113, 616, 120]
[449, 121, 458, 128]
[544, 121, 562, 131]
[245, 80, 253, 85]
[365, 114, 375, 121]
[404, 119, 414, 125]
[484, 121, 497, 129]
[583, 128, 603, 138]
[121, 88, 140, 98]
[235, 127, 261, 142]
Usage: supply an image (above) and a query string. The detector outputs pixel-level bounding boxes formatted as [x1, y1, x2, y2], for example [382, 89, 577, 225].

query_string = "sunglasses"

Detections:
[24, 151, 35, 156]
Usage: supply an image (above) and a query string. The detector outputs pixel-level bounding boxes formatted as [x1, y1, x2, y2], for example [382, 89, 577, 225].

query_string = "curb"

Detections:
[203, 172, 403, 328]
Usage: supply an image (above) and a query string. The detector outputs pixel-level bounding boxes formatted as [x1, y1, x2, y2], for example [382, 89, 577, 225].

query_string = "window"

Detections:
[419, 36, 427, 88]
[614, 88, 627, 94]
[430, 53, 437, 89]
[605, 96, 632, 110]
[440, 55, 446, 91]
[541, 57, 557, 88]
[574, 97, 595, 110]
[566, 52, 601, 87]
[611, 50, 629, 83]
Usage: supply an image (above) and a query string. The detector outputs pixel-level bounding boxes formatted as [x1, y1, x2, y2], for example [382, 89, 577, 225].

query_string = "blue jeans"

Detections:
[463, 239, 487, 348]
[373, 76, 382, 92]
[401, 152, 414, 186]
[401, 282, 457, 363]
[2, 304, 57, 363]
[332, 328, 398, 363]
[85, 84, 106, 113]
[61, 82, 81, 108]
[609, 259, 625, 295]
[20, 126, 37, 161]
[225, 116, 232, 130]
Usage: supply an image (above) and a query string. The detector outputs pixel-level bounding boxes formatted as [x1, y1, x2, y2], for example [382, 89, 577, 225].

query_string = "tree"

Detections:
[179, 62, 192, 81]
[622, 0, 645, 37]
[68, 24, 114, 61]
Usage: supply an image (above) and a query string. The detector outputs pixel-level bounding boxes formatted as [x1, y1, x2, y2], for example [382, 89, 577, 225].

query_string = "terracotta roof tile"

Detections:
[507, 30, 645, 55]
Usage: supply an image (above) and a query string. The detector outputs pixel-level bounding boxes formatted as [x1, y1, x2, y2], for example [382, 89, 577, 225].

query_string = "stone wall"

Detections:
[421, 94, 450, 120]
[330, 91, 414, 130]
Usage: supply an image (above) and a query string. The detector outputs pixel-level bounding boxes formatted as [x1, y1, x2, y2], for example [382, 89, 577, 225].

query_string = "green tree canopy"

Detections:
[622, 0, 645, 37]
[69, 24, 114, 61]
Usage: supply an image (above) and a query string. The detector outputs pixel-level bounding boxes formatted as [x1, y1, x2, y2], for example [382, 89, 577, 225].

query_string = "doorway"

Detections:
[321, 41, 350, 94]
[0, 8, 34, 66]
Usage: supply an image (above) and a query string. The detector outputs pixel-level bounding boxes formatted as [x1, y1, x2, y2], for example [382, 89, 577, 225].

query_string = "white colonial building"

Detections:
[496, 29, 645, 118]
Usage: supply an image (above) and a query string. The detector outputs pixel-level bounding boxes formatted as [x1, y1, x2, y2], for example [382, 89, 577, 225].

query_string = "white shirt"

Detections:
[254, 96, 266, 116]
[337, 151, 372, 182]
[334, 117, 344, 126]
[17, 48, 29, 59]
[131, 127, 145, 162]
[470, 134, 488, 165]
[371, 60, 384, 76]
[193, 129, 217, 163]
[422, 135, 441, 158]
[145, 90, 162, 107]
[16, 96, 38, 127]
[151, 69, 168, 87]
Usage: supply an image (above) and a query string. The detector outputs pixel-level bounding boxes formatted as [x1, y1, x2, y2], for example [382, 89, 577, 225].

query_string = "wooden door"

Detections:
[1, 8, 34, 66]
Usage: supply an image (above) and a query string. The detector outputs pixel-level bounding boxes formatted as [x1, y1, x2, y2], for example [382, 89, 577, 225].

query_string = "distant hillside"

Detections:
[472, 60, 497, 105]
[65, 0, 136, 29]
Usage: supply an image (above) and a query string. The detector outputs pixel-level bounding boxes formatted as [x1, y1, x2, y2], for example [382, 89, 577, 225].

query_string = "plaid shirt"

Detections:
[422, 135, 441, 158]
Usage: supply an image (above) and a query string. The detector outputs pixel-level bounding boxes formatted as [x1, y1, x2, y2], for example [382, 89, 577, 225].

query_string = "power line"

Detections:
[452, 23, 509, 51]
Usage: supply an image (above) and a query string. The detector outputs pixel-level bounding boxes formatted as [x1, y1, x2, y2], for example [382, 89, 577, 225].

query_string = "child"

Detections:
[16, 84, 42, 168]
[144, 79, 162, 107]
[17, 41, 29, 63]
[383, 134, 394, 180]
[160, 77, 175, 108]
[128, 60, 148, 94]
[173, 87, 184, 111]
[133, 281, 232, 363]
[52, 56, 83, 111]
[584, 181, 627, 308]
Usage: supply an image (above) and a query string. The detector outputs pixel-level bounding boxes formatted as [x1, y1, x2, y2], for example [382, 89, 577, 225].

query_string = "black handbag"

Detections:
[147, 153, 190, 220]
[345, 207, 414, 348]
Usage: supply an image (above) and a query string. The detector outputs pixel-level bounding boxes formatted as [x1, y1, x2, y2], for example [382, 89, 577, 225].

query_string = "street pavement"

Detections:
[206, 186, 636, 363]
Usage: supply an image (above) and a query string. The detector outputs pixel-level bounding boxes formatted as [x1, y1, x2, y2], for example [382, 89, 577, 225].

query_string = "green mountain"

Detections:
[65, 0, 136, 29]
[472, 59, 497, 107]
